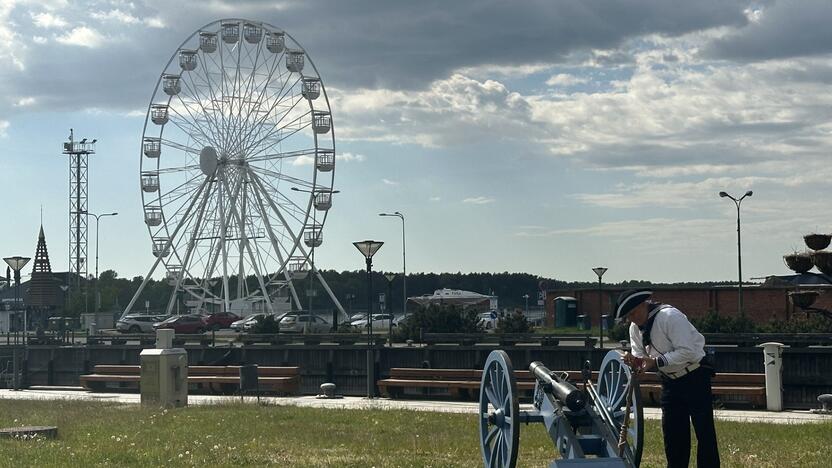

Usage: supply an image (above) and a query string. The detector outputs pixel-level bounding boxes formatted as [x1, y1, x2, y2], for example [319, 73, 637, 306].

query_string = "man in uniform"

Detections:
[615, 289, 720, 468]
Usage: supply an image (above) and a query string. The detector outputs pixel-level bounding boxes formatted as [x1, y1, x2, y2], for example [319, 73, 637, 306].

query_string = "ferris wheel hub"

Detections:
[199, 146, 219, 176]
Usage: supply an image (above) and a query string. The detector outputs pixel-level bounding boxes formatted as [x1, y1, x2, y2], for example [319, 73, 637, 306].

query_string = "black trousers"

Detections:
[660, 367, 720, 468]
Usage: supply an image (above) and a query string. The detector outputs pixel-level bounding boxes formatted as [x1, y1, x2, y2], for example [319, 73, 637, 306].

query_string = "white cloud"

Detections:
[32, 35, 48, 44]
[56, 26, 104, 48]
[338, 152, 365, 163]
[463, 196, 495, 205]
[91, 9, 140, 24]
[545, 73, 589, 87]
[13, 97, 36, 107]
[145, 17, 165, 29]
[382, 178, 398, 186]
[0, 120, 8, 138]
[0, 1, 25, 71]
[429, 196, 441, 202]
[31, 12, 68, 29]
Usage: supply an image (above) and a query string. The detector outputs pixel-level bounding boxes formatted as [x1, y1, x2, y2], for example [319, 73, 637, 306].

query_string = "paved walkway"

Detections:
[1, 388, 829, 425]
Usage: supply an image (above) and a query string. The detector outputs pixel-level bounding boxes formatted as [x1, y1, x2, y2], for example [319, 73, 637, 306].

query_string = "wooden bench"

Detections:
[378, 367, 766, 407]
[80, 365, 300, 395]
[420, 333, 596, 347]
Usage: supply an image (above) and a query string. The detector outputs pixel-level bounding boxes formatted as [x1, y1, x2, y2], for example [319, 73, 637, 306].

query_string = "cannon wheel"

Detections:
[597, 350, 644, 467]
[479, 350, 520, 468]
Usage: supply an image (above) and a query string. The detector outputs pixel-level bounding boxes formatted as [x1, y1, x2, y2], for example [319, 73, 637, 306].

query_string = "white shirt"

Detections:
[629, 305, 706, 376]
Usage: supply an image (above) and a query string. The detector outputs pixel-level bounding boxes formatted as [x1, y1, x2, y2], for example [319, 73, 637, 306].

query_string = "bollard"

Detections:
[759, 342, 785, 411]
[156, 329, 174, 349]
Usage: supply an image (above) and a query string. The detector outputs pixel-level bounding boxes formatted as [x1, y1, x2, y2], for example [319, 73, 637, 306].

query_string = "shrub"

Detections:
[691, 311, 755, 334]
[607, 322, 630, 342]
[251, 314, 281, 334]
[757, 313, 832, 333]
[393, 304, 482, 341]
[496, 309, 531, 334]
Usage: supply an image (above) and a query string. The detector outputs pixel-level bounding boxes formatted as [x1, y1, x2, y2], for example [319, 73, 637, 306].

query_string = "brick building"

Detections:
[545, 282, 832, 327]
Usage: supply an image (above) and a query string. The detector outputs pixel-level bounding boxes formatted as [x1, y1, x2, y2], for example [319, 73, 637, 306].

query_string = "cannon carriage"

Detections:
[479, 350, 643, 467]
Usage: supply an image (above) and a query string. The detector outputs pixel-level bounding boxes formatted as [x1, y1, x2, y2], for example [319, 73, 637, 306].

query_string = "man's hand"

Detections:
[622, 352, 643, 369]
[640, 357, 657, 372]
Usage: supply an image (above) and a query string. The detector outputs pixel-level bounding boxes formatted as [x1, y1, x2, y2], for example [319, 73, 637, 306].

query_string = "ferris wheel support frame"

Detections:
[121, 176, 212, 318]
[247, 168, 346, 317]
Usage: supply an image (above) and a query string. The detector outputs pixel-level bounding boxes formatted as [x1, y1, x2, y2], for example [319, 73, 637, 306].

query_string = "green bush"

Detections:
[607, 322, 630, 342]
[691, 311, 755, 334]
[496, 309, 531, 334]
[393, 304, 482, 341]
[251, 314, 281, 334]
[757, 313, 832, 333]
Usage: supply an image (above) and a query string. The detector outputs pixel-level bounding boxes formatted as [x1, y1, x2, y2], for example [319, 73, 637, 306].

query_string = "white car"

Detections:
[478, 311, 499, 331]
[350, 313, 396, 332]
[279, 314, 331, 333]
[116, 315, 169, 333]
[230, 313, 267, 332]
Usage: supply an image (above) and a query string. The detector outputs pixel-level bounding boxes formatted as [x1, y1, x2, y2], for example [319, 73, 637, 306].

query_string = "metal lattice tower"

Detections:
[62, 129, 96, 294]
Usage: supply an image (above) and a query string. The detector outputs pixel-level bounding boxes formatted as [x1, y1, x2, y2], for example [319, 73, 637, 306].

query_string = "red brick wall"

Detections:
[546, 286, 832, 326]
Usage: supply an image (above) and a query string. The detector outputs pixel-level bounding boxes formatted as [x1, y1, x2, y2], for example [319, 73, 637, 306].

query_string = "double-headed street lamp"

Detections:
[83, 211, 118, 313]
[4, 256, 31, 343]
[379, 212, 406, 317]
[353, 240, 383, 399]
[719, 190, 753, 318]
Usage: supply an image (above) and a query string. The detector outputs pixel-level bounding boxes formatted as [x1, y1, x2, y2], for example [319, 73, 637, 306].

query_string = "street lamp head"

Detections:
[592, 267, 608, 279]
[384, 273, 397, 282]
[109, 212, 119, 216]
[353, 240, 384, 259]
[3, 256, 31, 272]
[745, 190, 753, 197]
[718, 191, 728, 198]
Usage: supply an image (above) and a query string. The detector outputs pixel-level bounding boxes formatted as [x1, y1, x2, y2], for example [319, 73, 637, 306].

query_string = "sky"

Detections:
[1, 0, 832, 285]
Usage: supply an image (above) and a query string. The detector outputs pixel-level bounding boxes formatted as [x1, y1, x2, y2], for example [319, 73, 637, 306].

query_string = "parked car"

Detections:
[478, 310, 499, 331]
[230, 313, 266, 332]
[152, 314, 207, 334]
[350, 313, 396, 332]
[279, 314, 331, 333]
[202, 312, 240, 331]
[116, 315, 169, 333]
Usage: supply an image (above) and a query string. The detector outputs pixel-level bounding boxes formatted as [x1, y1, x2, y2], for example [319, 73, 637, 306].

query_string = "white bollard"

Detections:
[759, 342, 786, 411]
[156, 329, 174, 349]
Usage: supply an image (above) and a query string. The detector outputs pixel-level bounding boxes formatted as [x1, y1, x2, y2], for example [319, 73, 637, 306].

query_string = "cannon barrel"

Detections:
[529, 361, 586, 411]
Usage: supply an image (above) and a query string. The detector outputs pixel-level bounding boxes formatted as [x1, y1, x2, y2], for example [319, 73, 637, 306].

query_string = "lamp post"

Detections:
[354, 240, 383, 399]
[719, 190, 753, 318]
[379, 212, 406, 317]
[83, 211, 118, 313]
[4, 257, 31, 345]
[592, 267, 608, 348]
[384, 273, 396, 339]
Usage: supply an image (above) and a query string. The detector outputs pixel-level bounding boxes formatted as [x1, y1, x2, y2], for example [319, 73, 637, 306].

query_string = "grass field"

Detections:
[1, 400, 830, 467]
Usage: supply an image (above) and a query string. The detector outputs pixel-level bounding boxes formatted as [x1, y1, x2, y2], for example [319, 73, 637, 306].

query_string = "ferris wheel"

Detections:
[123, 19, 343, 317]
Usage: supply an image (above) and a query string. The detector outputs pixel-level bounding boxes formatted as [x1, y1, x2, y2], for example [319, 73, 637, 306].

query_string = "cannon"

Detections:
[479, 350, 643, 467]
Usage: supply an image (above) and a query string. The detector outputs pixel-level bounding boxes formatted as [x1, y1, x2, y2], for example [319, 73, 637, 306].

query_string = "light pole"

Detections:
[354, 240, 383, 399]
[385, 273, 396, 338]
[592, 267, 608, 348]
[719, 190, 753, 318]
[83, 211, 118, 313]
[4, 257, 31, 344]
[379, 212, 406, 317]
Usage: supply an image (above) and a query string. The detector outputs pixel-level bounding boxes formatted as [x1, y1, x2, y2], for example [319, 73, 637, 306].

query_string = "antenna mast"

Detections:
[62, 129, 97, 311]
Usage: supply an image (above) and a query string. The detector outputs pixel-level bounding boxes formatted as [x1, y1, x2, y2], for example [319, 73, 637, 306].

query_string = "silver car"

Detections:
[230, 313, 267, 332]
[279, 314, 331, 333]
[116, 315, 169, 333]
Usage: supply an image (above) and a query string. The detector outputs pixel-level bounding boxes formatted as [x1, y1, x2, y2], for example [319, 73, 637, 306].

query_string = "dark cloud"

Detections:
[704, 0, 832, 61]
[1, 0, 750, 117]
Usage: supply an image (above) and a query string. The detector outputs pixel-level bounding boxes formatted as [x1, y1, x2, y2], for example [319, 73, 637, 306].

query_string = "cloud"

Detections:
[704, 0, 832, 61]
[13, 96, 35, 107]
[545, 73, 589, 87]
[0, 120, 8, 137]
[463, 196, 494, 205]
[31, 12, 68, 29]
[338, 152, 365, 162]
[56, 26, 104, 48]
[429, 196, 441, 202]
[381, 178, 398, 186]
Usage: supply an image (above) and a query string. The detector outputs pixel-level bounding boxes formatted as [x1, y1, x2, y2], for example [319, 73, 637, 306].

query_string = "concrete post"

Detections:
[759, 342, 785, 411]
[156, 329, 174, 349]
